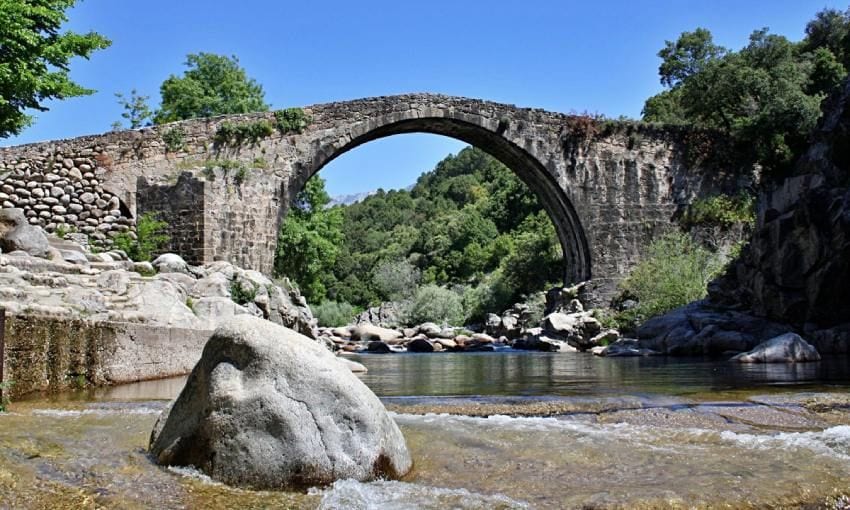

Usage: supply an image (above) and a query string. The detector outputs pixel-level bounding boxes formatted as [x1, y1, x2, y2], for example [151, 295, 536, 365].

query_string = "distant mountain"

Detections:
[327, 191, 376, 207]
[328, 183, 415, 207]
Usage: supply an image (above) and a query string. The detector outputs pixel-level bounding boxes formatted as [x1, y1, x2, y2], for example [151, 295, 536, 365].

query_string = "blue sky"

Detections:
[2, 0, 844, 195]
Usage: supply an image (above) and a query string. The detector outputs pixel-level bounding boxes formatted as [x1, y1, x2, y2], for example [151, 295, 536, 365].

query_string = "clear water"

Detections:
[2, 351, 850, 509]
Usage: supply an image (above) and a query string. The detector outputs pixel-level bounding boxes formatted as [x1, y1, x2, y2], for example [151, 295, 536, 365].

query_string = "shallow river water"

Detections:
[2, 352, 850, 509]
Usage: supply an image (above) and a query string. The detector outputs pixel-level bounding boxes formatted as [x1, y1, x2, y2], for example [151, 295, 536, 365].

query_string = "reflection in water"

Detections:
[351, 351, 850, 398]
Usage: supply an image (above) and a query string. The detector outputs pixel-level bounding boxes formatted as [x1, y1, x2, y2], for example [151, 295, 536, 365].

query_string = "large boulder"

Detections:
[352, 324, 402, 343]
[152, 253, 189, 275]
[731, 333, 821, 363]
[542, 311, 602, 350]
[0, 208, 49, 258]
[149, 316, 412, 489]
[637, 301, 791, 355]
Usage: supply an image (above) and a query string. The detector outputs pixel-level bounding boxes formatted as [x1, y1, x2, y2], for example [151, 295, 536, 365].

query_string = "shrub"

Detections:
[404, 284, 464, 326]
[214, 119, 274, 147]
[312, 300, 360, 327]
[230, 280, 258, 305]
[111, 212, 170, 262]
[683, 192, 755, 228]
[372, 259, 420, 302]
[616, 231, 725, 329]
[162, 126, 186, 152]
[274, 108, 310, 134]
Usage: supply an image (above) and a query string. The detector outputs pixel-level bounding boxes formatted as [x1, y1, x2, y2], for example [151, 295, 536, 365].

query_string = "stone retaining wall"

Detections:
[1, 314, 210, 399]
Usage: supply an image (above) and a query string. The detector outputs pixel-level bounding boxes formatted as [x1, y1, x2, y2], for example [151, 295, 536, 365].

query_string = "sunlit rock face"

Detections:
[149, 315, 412, 489]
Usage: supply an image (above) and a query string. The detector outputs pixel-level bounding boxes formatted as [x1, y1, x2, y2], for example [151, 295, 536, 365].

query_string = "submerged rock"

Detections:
[149, 316, 411, 489]
[731, 333, 821, 363]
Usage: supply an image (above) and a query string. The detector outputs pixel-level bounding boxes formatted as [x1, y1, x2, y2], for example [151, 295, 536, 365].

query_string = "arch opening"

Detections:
[292, 116, 592, 288]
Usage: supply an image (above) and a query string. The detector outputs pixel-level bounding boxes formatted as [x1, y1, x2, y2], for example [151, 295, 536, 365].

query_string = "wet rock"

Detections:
[594, 338, 660, 357]
[731, 333, 821, 363]
[407, 338, 435, 353]
[149, 316, 411, 489]
[366, 341, 392, 354]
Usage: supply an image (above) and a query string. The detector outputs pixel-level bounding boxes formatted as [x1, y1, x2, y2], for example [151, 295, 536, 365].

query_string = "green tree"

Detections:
[274, 176, 344, 302]
[0, 0, 111, 138]
[657, 28, 726, 87]
[114, 89, 152, 129]
[153, 53, 269, 124]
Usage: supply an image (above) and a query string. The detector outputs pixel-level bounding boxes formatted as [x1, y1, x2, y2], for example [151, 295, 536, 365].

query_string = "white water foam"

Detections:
[314, 479, 529, 510]
[393, 412, 850, 462]
[32, 406, 162, 417]
[718, 425, 850, 461]
[167, 465, 223, 486]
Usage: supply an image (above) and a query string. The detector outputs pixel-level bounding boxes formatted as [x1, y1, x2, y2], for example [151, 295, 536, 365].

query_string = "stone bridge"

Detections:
[0, 94, 749, 303]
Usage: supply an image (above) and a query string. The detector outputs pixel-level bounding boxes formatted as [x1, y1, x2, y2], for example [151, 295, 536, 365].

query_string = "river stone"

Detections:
[366, 341, 391, 354]
[731, 333, 821, 363]
[406, 338, 435, 353]
[336, 357, 368, 373]
[149, 316, 411, 489]
[417, 322, 441, 338]
[352, 324, 402, 342]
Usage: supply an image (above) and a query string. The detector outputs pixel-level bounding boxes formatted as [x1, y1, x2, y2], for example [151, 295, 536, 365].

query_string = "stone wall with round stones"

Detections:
[0, 146, 133, 245]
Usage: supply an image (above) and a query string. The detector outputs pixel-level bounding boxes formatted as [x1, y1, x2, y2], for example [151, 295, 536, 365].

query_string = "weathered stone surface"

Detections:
[152, 253, 189, 274]
[352, 324, 402, 343]
[707, 77, 850, 330]
[0, 208, 50, 258]
[355, 302, 402, 328]
[731, 333, 821, 363]
[542, 311, 602, 350]
[149, 316, 412, 488]
[366, 341, 392, 354]
[636, 301, 791, 356]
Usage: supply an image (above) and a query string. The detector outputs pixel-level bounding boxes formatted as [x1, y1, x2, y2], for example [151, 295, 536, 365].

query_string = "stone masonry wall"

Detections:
[0, 94, 754, 304]
[137, 172, 207, 264]
[0, 145, 132, 244]
[2, 314, 210, 399]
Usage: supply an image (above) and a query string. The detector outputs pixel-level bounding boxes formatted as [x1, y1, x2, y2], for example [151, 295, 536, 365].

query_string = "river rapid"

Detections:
[2, 352, 850, 509]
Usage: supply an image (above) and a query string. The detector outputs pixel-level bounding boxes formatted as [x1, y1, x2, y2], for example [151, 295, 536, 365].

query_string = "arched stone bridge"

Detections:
[0, 94, 748, 303]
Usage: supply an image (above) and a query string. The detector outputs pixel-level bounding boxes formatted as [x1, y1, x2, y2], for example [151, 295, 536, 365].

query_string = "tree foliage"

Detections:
[274, 176, 344, 302]
[0, 0, 111, 138]
[114, 89, 152, 129]
[275, 147, 564, 323]
[643, 8, 850, 176]
[153, 53, 268, 124]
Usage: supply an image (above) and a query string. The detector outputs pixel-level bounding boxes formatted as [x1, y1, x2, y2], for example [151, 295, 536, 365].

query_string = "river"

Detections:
[2, 351, 849, 509]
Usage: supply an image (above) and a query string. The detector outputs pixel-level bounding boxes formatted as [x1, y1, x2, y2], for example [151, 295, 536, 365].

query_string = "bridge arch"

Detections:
[288, 112, 592, 286]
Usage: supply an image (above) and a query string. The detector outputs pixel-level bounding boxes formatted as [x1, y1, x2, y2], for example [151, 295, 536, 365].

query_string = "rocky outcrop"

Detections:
[0, 218, 317, 339]
[636, 77, 850, 355]
[731, 333, 821, 363]
[637, 301, 790, 355]
[710, 78, 850, 330]
[355, 302, 403, 329]
[149, 315, 412, 489]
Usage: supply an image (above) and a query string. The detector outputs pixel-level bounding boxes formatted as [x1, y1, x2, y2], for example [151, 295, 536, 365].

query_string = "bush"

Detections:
[616, 231, 725, 329]
[111, 212, 170, 262]
[312, 300, 359, 327]
[683, 192, 755, 228]
[214, 119, 274, 147]
[274, 108, 310, 134]
[404, 284, 464, 326]
[372, 259, 420, 302]
[230, 280, 257, 306]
